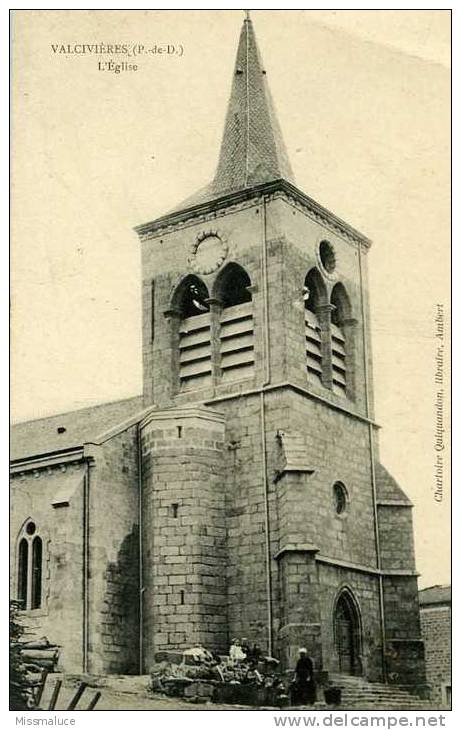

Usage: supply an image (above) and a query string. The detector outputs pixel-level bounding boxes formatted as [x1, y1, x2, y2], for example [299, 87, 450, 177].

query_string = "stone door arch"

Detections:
[333, 589, 362, 676]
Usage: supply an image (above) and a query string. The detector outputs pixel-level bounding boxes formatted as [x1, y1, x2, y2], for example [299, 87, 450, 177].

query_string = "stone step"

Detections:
[325, 674, 433, 711]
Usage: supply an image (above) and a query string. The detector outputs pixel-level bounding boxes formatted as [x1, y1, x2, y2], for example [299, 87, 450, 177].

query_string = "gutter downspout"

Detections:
[260, 195, 273, 656]
[137, 422, 144, 675]
[358, 242, 387, 681]
[82, 462, 90, 673]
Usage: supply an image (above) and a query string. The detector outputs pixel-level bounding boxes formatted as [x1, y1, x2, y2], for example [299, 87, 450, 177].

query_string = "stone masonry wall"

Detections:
[420, 605, 451, 705]
[136, 187, 421, 685]
[317, 562, 383, 681]
[140, 407, 226, 669]
[271, 389, 378, 566]
[382, 575, 426, 694]
[194, 386, 382, 669]
[10, 462, 86, 672]
[87, 424, 139, 675]
[378, 504, 416, 572]
[141, 201, 264, 408]
[268, 195, 375, 418]
[140, 192, 374, 424]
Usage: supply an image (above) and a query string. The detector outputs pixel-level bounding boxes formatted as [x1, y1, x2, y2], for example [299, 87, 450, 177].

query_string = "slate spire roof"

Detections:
[172, 14, 295, 212]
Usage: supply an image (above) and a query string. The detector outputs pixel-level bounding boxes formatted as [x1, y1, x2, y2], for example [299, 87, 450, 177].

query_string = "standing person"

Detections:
[229, 639, 246, 662]
[241, 638, 251, 659]
[292, 648, 316, 705]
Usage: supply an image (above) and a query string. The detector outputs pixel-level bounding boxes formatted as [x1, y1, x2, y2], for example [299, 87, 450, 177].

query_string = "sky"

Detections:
[11, 10, 451, 588]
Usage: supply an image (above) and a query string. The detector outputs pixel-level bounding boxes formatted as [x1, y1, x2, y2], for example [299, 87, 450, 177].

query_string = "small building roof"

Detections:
[10, 395, 142, 462]
[375, 463, 413, 505]
[419, 585, 451, 607]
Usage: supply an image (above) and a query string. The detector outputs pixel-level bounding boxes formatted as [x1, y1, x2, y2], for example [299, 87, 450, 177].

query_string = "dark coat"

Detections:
[295, 655, 313, 681]
[292, 655, 316, 705]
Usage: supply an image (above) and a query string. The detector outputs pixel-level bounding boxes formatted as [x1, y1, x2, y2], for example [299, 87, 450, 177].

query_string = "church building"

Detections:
[10, 14, 426, 694]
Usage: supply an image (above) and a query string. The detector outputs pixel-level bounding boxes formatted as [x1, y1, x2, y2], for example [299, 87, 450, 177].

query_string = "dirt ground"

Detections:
[39, 674, 271, 711]
[94, 689, 255, 711]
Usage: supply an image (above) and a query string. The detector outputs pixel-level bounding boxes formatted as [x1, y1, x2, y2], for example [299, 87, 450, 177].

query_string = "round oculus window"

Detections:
[26, 521, 36, 535]
[319, 240, 336, 274]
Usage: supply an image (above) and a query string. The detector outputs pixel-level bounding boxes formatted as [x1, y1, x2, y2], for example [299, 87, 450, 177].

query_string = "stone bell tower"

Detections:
[134, 13, 426, 694]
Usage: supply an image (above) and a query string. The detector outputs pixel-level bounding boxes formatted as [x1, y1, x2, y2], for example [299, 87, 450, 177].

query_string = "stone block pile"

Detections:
[149, 651, 290, 706]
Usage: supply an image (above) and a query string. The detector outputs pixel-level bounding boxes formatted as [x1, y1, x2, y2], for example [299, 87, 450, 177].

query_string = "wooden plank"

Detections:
[220, 318, 253, 339]
[221, 349, 254, 369]
[332, 340, 346, 356]
[179, 359, 212, 378]
[306, 356, 322, 374]
[221, 363, 255, 383]
[305, 310, 320, 327]
[220, 333, 254, 353]
[86, 692, 102, 711]
[220, 301, 253, 323]
[180, 312, 211, 332]
[332, 369, 346, 385]
[22, 639, 57, 650]
[306, 346, 322, 361]
[180, 373, 212, 391]
[66, 682, 88, 710]
[21, 649, 58, 661]
[306, 340, 322, 357]
[48, 680, 62, 711]
[35, 670, 49, 708]
[179, 344, 211, 363]
[332, 353, 346, 369]
[331, 323, 345, 341]
[307, 369, 323, 383]
[179, 329, 211, 348]
[306, 327, 322, 345]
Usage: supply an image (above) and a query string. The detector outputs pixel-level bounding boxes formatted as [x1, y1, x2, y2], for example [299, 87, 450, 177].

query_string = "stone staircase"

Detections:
[328, 675, 435, 711]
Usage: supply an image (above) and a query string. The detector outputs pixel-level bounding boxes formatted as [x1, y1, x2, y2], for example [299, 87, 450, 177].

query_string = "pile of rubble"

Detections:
[150, 647, 290, 706]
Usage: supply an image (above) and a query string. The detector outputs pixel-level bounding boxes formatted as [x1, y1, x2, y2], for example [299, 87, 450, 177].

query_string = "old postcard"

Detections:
[10, 9, 451, 715]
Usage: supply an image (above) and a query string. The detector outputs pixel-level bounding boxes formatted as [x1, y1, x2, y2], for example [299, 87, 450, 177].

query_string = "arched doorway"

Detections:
[334, 590, 362, 676]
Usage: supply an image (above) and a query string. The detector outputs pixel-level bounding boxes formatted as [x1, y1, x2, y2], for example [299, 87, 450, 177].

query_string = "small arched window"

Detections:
[173, 275, 212, 391]
[215, 263, 255, 383]
[218, 264, 252, 308]
[304, 268, 326, 385]
[17, 539, 28, 608]
[17, 520, 43, 610]
[31, 537, 43, 609]
[177, 276, 210, 319]
[330, 283, 351, 396]
[333, 481, 349, 515]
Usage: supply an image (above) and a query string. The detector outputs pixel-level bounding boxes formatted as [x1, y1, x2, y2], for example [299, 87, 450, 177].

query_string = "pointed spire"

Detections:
[213, 12, 295, 194]
[170, 14, 294, 213]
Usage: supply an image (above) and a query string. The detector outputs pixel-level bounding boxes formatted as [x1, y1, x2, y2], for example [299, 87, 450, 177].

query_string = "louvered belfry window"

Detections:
[305, 308, 323, 384]
[218, 264, 255, 383]
[331, 322, 347, 394]
[331, 283, 351, 396]
[304, 269, 325, 385]
[178, 277, 212, 390]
